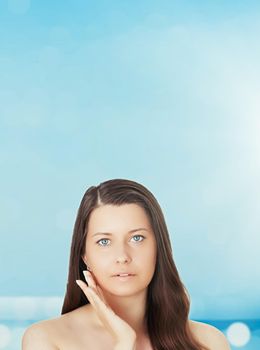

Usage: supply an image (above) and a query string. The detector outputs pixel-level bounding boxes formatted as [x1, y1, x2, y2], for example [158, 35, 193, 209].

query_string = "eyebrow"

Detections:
[91, 228, 149, 237]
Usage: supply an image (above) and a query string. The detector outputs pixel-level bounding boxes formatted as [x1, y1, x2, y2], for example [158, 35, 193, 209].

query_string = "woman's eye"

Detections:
[96, 235, 145, 246]
[97, 238, 110, 246]
[131, 235, 145, 242]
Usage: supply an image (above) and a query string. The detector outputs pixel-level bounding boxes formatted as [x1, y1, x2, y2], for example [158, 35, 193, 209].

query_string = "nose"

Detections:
[116, 255, 131, 264]
[115, 245, 132, 264]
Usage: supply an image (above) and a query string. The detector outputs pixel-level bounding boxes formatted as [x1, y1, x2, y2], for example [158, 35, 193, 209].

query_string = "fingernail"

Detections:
[76, 280, 81, 286]
[83, 271, 89, 284]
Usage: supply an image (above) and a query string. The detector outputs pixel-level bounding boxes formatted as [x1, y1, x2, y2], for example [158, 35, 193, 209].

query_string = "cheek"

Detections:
[88, 249, 107, 269]
[142, 241, 157, 262]
[136, 244, 157, 270]
[88, 248, 116, 278]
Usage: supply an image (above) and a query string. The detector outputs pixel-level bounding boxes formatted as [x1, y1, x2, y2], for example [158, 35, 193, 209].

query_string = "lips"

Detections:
[113, 273, 135, 277]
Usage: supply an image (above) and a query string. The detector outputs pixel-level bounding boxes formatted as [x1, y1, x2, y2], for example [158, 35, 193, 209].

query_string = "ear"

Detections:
[81, 254, 92, 272]
[81, 254, 87, 265]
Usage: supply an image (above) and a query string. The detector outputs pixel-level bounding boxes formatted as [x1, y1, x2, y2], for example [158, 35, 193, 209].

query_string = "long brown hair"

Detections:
[61, 179, 209, 350]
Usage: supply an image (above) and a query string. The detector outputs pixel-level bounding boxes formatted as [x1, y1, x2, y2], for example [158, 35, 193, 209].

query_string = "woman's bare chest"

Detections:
[53, 322, 116, 350]
[54, 327, 153, 350]
[57, 337, 114, 350]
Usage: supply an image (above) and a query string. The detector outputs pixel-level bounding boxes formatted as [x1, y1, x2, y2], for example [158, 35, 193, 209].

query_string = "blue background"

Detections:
[0, 0, 259, 349]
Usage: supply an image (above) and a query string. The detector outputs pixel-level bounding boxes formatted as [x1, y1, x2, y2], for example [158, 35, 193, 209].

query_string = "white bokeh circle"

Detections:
[226, 322, 251, 347]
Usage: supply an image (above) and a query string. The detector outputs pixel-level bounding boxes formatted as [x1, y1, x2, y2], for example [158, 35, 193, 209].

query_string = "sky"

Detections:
[0, 0, 260, 320]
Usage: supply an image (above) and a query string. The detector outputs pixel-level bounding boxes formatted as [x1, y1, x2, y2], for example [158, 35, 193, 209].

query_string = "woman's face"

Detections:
[82, 203, 157, 297]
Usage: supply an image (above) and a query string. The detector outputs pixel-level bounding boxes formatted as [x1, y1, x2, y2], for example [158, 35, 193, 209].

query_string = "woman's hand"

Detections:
[76, 270, 137, 347]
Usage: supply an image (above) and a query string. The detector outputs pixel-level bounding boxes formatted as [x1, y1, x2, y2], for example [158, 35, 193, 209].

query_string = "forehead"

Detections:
[87, 203, 151, 232]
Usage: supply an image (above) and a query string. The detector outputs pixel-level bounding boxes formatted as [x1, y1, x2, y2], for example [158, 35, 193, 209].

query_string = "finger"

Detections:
[96, 285, 109, 307]
[84, 271, 109, 307]
[83, 271, 98, 291]
[76, 279, 106, 312]
[83, 271, 108, 305]
[88, 289, 112, 315]
[78, 280, 108, 312]
[76, 280, 95, 304]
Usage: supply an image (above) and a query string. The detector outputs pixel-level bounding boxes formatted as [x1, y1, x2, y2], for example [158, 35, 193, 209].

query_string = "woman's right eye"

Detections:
[96, 238, 110, 246]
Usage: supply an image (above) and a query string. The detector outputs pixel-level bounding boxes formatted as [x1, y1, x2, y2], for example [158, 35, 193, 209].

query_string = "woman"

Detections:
[22, 178, 231, 350]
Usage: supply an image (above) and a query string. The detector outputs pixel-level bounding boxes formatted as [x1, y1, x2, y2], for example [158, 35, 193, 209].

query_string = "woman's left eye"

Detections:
[131, 235, 145, 242]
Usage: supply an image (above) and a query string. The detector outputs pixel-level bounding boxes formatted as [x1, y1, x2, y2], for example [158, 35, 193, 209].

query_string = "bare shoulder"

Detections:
[22, 304, 97, 350]
[188, 320, 231, 350]
[22, 318, 60, 350]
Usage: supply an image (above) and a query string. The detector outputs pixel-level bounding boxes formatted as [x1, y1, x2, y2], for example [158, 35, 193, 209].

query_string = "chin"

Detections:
[104, 284, 147, 297]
